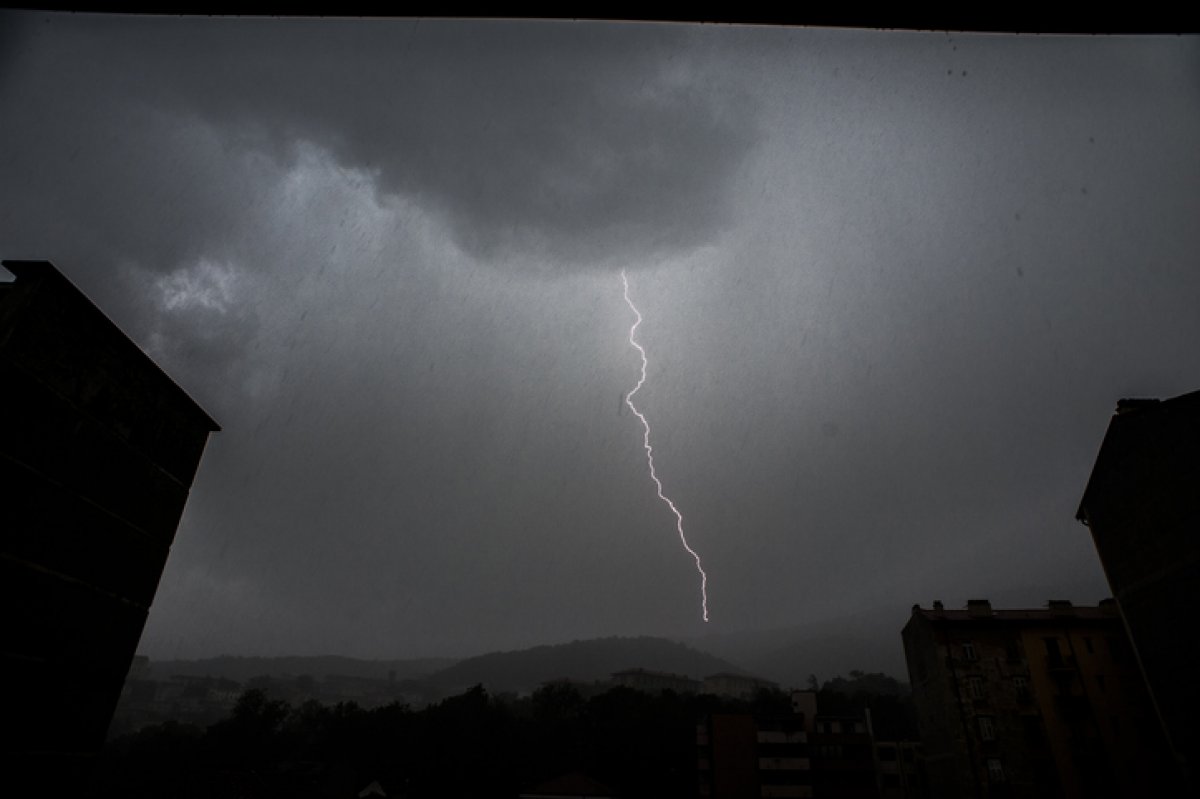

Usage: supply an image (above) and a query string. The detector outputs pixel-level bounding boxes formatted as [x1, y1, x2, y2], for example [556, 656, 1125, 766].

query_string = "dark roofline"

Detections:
[909, 599, 1119, 625]
[1075, 389, 1200, 522]
[2, 260, 220, 432]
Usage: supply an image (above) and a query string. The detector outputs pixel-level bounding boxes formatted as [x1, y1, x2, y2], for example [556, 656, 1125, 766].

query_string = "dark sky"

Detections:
[3, 14, 1198, 661]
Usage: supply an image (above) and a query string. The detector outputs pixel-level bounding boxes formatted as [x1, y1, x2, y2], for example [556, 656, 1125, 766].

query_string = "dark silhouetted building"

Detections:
[611, 667, 702, 694]
[1076, 391, 1200, 786]
[0, 260, 219, 784]
[874, 740, 925, 799]
[704, 672, 781, 699]
[903, 599, 1177, 798]
[697, 691, 881, 798]
[808, 709, 880, 799]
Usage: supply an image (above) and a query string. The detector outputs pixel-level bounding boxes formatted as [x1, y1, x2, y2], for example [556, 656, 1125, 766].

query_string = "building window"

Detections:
[962, 642, 977, 661]
[987, 758, 1006, 783]
[968, 677, 985, 700]
[1043, 637, 1064, 667]
[1013, 675, 1030, 701]
[1022, 715, 1045, 744]
[978, 716, 996, 741]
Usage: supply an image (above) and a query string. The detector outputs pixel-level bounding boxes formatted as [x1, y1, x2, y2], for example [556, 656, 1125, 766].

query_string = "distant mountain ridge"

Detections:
[425, 636, 749, 694]
[146, 655, 454, 683]
[142, 637, 748, 694]
[148, 633, 913, 698]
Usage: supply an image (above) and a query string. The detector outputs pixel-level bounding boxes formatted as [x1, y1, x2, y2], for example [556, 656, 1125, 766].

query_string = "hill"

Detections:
[145, 654, 455, 683]
[425, 636, 749, 694]
[685, 609, 911, 688]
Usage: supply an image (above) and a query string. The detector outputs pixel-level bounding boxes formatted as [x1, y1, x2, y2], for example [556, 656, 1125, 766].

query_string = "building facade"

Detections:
[704, 672, 782, 699]
[874, 740, 925, 799]
[610, 668, 702, 695]
[903, 600, 1177, 798]
[697, 691, 883, 799]
[1075, 391, 1200, 786]
[0, 261, 219, 784]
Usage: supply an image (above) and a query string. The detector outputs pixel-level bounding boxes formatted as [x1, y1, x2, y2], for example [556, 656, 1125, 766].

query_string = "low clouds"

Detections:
[138, 257, 266, 403]
[155, 259, 239, 313]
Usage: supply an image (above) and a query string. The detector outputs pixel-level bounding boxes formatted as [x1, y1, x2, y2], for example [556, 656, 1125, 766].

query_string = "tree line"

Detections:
[88, 672, 915, 798]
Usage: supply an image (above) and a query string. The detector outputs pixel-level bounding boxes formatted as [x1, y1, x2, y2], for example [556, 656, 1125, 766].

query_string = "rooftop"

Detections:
[909, 598, 1119, 624]
[1076, 388, 1200, 523]
[1, 259, 220, 432]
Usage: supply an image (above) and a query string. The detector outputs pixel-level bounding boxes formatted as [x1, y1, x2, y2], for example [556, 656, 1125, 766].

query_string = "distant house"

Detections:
[610, 668, 701, 695]
[0, 260, 219, 786]
[1076, 391, 1200, 785]
[902, 599, 1178, 797]
[703, 672, 780, 699]
[697, 690, 881, 798]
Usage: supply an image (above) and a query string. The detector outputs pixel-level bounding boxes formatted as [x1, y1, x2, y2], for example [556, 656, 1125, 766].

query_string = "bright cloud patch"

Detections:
[156, 258, 240, 313]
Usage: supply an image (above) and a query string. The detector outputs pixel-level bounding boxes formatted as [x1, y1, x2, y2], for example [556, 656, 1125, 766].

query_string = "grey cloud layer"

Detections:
[3, 16, 757, 273]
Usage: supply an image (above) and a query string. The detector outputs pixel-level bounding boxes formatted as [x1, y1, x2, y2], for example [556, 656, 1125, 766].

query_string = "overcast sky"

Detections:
[3, 14, 1198, 662]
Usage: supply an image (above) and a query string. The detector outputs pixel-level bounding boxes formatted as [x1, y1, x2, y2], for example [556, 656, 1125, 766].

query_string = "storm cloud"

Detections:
[3, 16, 757, 274]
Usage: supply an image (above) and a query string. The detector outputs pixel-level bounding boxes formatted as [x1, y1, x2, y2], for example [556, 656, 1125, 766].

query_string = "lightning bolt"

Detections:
[621, 269, 709, 623]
